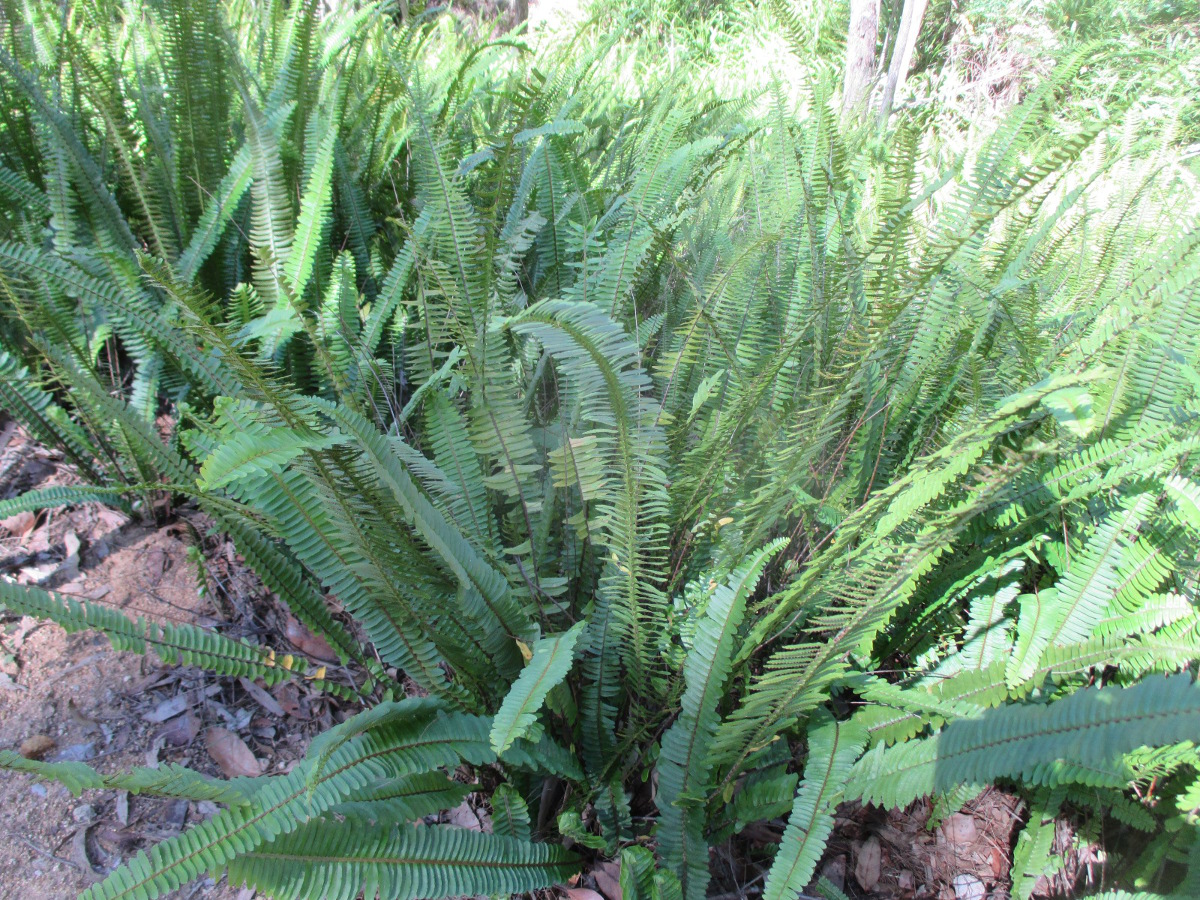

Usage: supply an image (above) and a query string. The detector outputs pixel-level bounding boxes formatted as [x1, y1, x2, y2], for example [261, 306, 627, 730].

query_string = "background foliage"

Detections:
[0, 0, 1198, 898]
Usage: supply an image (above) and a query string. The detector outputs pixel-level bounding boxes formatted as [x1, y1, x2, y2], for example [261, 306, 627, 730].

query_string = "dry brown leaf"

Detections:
[0, 511, 36, 540]
[272, 682, 308, 719]
[855, 836, 882, 891]
[205, 727, 261, 777]
[239, 677, 285, 717]
[19, 733, 56, 759]
[160, 710, 201, 746]
[144, 694, 190, 723]
[593, 860, 621, 900]
[283, 614, 338, 662]
[565, 889, 605, 900]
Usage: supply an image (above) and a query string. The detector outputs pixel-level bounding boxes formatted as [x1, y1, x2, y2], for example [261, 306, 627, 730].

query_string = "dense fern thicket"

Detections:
[1, 1, 1199, 898]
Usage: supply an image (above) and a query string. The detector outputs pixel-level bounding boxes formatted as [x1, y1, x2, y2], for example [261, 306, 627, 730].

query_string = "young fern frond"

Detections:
[491, 622, 586, 753]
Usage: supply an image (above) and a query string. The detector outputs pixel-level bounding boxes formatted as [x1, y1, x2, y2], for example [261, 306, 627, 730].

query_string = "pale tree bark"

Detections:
[842, 0, 879, 122]
[877, 0, 929, 125]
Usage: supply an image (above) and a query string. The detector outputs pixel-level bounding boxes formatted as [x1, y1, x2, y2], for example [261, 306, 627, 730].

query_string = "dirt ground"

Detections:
[0, 428, 327, 900]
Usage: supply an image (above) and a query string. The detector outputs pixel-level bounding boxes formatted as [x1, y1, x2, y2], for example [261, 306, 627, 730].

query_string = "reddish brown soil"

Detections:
[0, 429, 323, 899]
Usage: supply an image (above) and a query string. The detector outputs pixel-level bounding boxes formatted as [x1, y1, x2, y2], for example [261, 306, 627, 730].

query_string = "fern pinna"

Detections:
[0, 0, 1199, 898]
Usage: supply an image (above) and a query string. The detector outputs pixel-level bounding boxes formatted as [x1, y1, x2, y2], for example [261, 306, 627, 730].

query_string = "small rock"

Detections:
[820, 855, 846, 892]
[19, 734, 56, 760]
[943, 813, 979, 846]
[899, 870, 915, 891]
[165, 799, 189, 829]
[50, 741, 96, 762]
[30, 783, 47, 798]
[952, 874, 986, 900]
[195, 800, 219, 818]
[72, 803, 96, 823]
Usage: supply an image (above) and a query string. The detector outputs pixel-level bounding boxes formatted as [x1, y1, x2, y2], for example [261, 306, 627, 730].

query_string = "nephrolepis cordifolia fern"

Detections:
[1, 1, 1199, 898]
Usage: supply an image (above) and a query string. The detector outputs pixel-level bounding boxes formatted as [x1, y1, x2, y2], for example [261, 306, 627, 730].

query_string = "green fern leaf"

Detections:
[228, 821, 578, 900]
[490, 782, 532, 840]
[850, 675, 1200, 808]
[762, 713, 866, 900]
[491, 622, 586, 755]
[285, 124, 336, 300]
[656, 542, 783, 900]
[199, 426, 349, 491]
[0, 752, 257, 805]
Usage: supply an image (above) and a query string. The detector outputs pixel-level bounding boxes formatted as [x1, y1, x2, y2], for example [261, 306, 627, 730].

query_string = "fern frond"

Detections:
[656, 542, 783, 900]
[0, 485, 132, 519]
[0, 578, 300, 686]
[227, 821, 578, 900]
[850, 675, 1200, 809]
[491, 622, 586, 754]
[762, 713, 866, 900]
[0, 752, 257, 805]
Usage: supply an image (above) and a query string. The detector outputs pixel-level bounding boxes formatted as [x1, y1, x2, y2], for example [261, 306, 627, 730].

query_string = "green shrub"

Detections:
[0, 1, 1198, 899]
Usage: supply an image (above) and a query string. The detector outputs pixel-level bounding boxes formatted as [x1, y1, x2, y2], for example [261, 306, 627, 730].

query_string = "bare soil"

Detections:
[0, 428, 326, 899]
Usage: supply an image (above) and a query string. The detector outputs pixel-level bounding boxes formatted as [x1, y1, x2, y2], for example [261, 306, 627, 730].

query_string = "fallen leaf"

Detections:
[115, 791, 129, 826]
[820, 855, 846, 892]
[143, 694, 190, 723]
[239, 677, 285, 717]
[160, 710, 200, 746]
[854, 836, 882, 892]
[565, 889, 605, 900]
[0, 511, 36, 540]
[593, 860, 621, 900]
[205, 727, 261, 777]
[283, 614, 338, 662]
[70, 825, 101, 881]
[990, 847, 1006, 878]
[942, 813, 978, 846]
[272, 682, 308, 719]
[19, 734, 56, 759]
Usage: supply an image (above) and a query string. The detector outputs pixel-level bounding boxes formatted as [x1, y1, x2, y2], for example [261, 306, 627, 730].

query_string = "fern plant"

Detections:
[1, 1, 1199, 898]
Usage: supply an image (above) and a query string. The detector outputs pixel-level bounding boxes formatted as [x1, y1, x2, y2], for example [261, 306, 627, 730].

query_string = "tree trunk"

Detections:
[877, 0, 929, 125]
[515, 0, 529, 28]
[842, 0, 878, 122]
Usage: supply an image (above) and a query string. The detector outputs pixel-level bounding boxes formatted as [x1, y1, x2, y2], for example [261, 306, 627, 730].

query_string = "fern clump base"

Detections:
[0, 0, 1199, 898]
